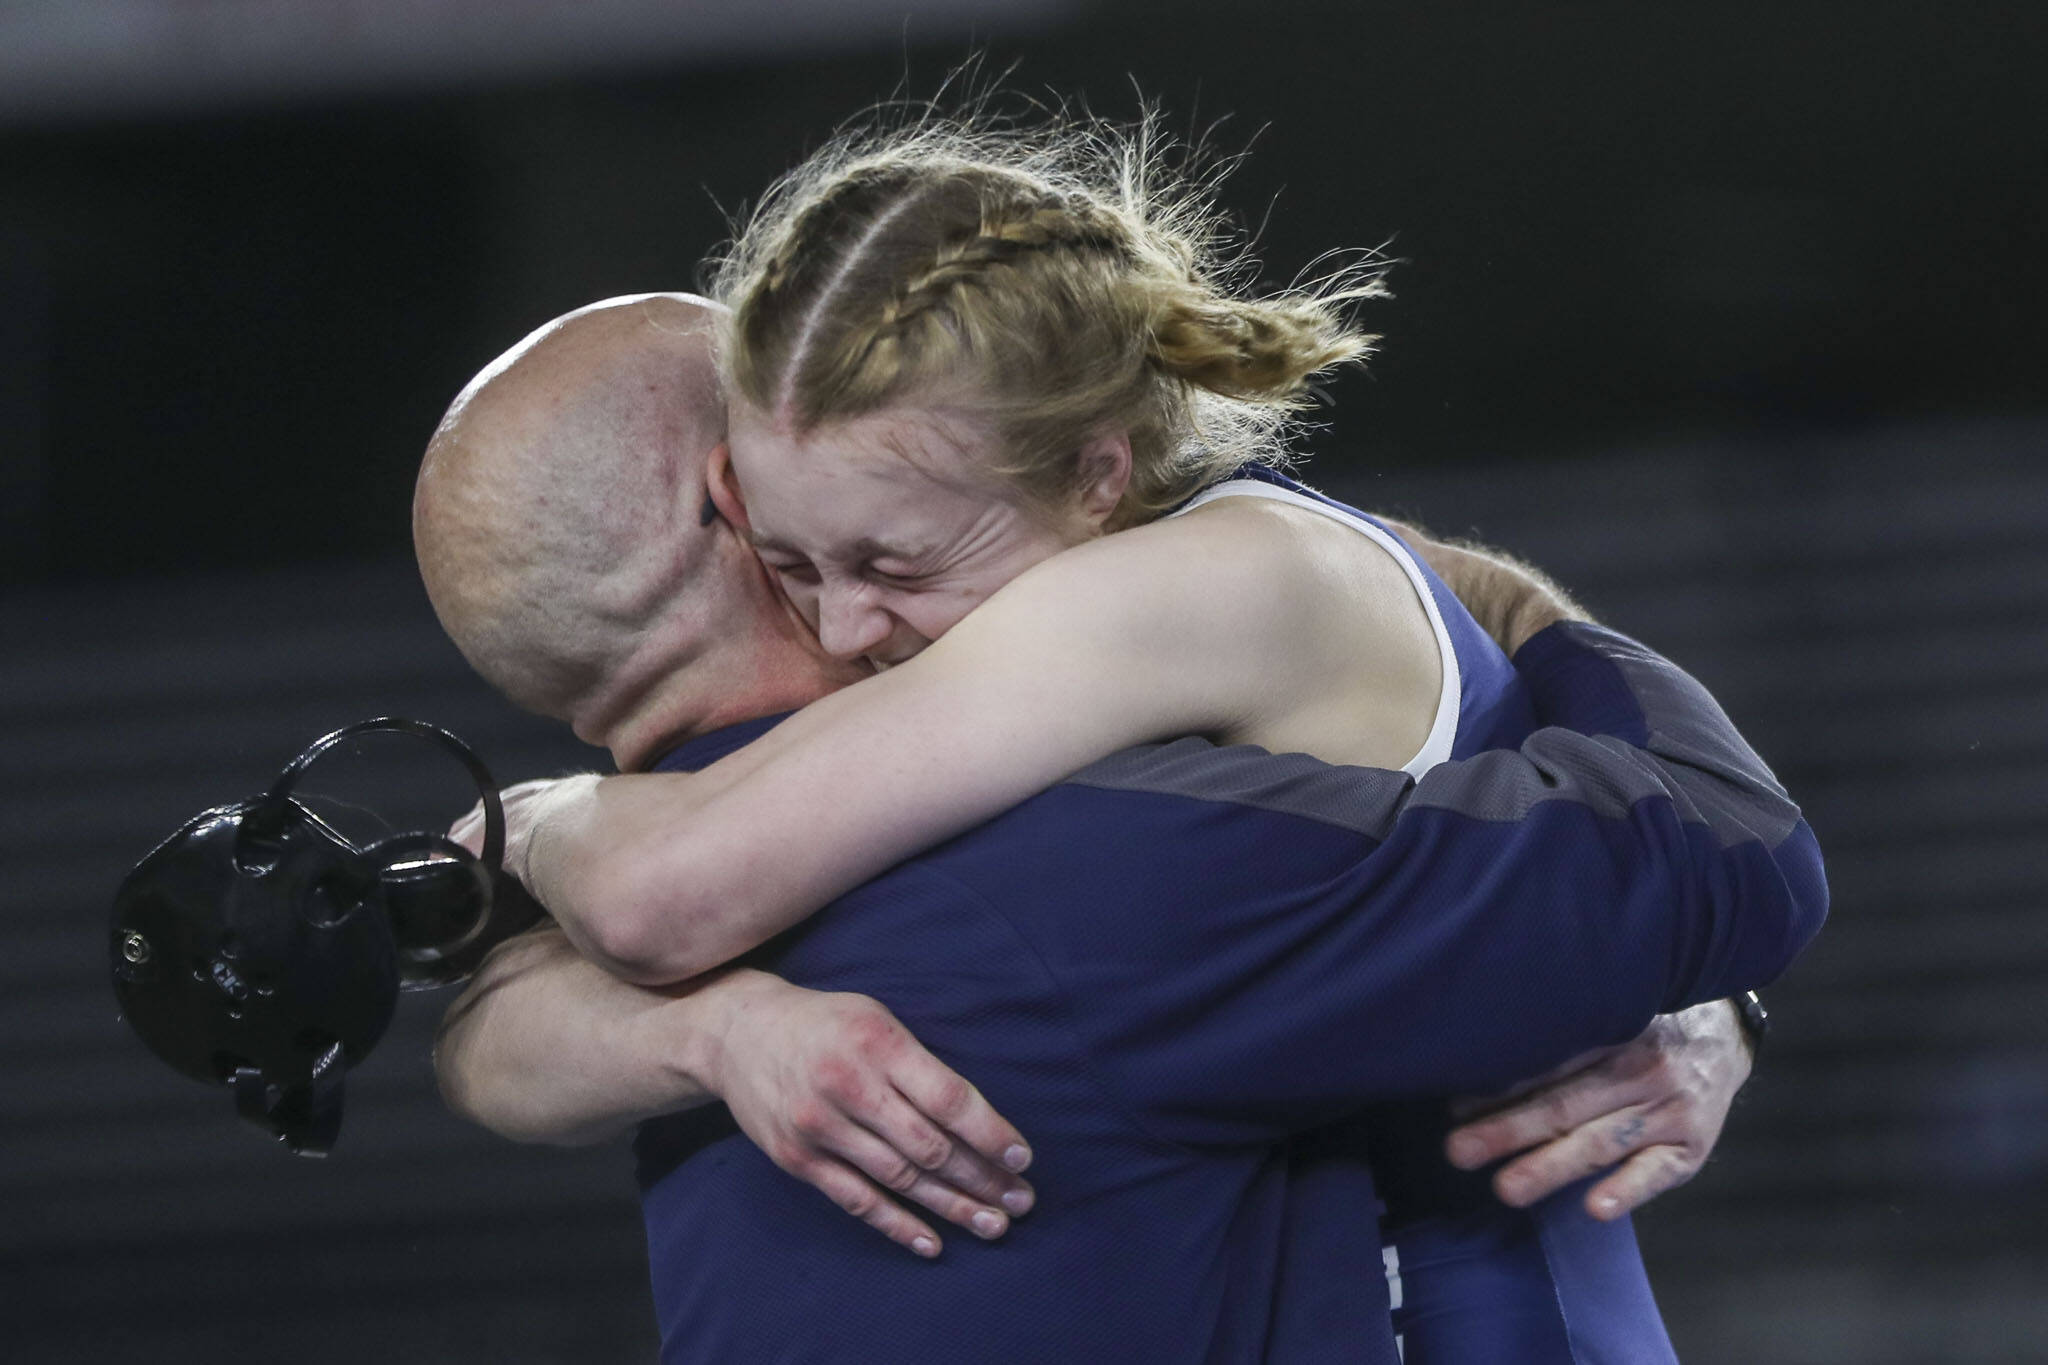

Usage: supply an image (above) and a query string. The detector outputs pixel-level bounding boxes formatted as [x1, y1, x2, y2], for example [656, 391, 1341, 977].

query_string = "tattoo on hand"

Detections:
[1612, 1117, 1646, 1152]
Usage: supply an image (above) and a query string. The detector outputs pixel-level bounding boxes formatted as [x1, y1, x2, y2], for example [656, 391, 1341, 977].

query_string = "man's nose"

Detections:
[815, 583, 895, 661]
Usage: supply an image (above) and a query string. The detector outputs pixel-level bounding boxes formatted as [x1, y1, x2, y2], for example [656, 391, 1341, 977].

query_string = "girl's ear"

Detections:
[704, 442, 752, 532]
[1073, 429, 1134, 529]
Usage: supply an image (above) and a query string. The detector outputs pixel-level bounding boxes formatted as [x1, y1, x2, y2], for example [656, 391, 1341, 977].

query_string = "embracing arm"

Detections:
[523, 507, 1424, 984]
[1402, 520, 1822, 1009]
[1322, 615, 1825, 1092]
[434, 926, 731, 1145]
[1437, 614, 1828, 1008]
[1370, 526, 1801, 1214]
[435, 926, 1035, 1257]
[1068, 605, 1826, 1140]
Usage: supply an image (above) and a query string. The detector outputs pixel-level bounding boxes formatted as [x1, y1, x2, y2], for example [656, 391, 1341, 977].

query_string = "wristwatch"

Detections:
[1730, 989, 1770, 1055]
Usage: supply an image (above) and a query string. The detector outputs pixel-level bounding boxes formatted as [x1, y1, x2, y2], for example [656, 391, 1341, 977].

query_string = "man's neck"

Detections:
[602, 645, 847, 772]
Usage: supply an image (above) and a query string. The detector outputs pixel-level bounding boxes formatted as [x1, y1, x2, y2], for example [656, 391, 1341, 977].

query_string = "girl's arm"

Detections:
[521, 502, 1440, 985]
[434, 927, 1034, 1257]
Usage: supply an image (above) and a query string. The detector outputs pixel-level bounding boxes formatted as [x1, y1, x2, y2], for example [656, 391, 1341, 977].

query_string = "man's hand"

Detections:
[1443, 1000, 1753, 1220]
[1390, 522, 1752, 1215]
[697, 974, 1035, 1260]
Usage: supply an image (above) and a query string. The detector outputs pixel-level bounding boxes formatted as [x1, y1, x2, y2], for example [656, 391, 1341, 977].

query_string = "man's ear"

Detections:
[704, 442, 752, 533]
[1074, 430, 1134, 529]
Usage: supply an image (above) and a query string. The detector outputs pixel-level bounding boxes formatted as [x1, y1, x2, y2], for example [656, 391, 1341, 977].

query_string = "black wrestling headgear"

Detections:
[109, 718, 545, 1156]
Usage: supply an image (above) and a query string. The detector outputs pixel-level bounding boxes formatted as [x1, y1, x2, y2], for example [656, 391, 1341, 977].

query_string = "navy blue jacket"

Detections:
[632, 612, 1825, 1363]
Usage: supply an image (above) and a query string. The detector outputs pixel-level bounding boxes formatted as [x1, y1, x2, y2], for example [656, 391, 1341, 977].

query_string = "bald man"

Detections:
[424, 294, 1815, 1363]
[416, 295, 859, 766]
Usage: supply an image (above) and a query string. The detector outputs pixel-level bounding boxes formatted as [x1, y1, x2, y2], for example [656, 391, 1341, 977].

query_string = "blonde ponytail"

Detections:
[1145, 288, 1379, 404]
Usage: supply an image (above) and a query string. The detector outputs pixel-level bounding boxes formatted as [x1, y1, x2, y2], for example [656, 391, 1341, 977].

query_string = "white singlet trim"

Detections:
[1167, 479, 1461, 779]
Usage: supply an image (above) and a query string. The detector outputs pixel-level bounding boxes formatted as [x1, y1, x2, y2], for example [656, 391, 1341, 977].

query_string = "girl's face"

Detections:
[722, 401, 1119, 668]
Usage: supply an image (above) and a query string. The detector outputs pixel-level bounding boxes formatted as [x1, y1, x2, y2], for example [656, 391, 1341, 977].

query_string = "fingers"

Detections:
[879, 1093, 1033, 1217]
[866, 1086, 1034, 1212]
[1446, 1084, 1593, 1171]
[758, 994, 1037, 1255]
[929, 1139, 1036, 1216]
[855, 1085, 1034, 1215]
[859, 1086, 956, 1172]
[1488, 1102, 1659, 1208]
[1451, 1009, 1748, 1218]
[1446, 1052, 1661, 1170]
[1449, 1042, 1616, 1122]
[821, 1002, 1035, 1209]
[797, 1154, 944, 1259]
[1585, 1144, 1702, 1220]
[826, 1123, 1015, 1240]
[890, 1053, 1033, 1178]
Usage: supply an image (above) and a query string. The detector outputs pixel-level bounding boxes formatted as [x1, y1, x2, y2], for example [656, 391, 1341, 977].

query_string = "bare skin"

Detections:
[1446, 997, 1753, 1218]
[436, 934, 1034, 1257]
[520, 428, 1446, 985]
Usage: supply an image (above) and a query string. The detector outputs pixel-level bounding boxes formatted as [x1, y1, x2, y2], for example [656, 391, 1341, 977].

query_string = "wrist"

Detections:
[592, 993, 725, 1126]
[665, 967, 784, 1102]
[514, 775, 602, 908]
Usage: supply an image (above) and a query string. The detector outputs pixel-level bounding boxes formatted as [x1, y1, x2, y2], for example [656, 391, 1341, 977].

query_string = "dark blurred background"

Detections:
[3, 2, 2043, 1361]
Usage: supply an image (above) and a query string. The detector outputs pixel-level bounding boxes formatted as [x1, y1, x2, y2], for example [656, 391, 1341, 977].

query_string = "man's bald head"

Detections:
[416, 293, 851, 767]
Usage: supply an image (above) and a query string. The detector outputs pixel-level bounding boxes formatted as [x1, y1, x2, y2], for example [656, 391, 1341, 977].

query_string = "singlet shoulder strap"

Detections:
[1169, 477, 1461, 779]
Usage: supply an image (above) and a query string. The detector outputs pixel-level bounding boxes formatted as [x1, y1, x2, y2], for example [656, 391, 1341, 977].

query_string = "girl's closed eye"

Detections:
[765, 557, 822, 586]
[864, 561, 933, 589]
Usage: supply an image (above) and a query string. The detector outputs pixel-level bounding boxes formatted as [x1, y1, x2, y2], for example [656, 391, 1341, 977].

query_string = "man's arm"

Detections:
[1397, 525, 1767, 1218]
[453, 548, 1819, 1235]
[435, 928, 1034, 1258]
[1061, 614, 1825, 1144]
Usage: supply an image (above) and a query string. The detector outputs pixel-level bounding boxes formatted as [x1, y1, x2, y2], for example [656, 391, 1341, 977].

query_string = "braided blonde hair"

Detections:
[709, 107, 1386, 524]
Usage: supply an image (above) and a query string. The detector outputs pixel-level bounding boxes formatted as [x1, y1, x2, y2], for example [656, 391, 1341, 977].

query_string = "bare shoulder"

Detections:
[997, 494, 1400, 615]
[1176, 494, 1427, 614]
[971, 493, 1445, 769]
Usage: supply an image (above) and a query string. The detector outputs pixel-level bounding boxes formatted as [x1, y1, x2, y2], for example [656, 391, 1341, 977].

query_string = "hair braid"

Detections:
[877, 196, 1130, 334]
[710, 103, 1385, 522]
[753, 161, 920, 298]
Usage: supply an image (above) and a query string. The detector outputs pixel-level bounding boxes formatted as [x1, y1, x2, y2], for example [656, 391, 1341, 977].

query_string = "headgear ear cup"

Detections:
[367, 828, 544, 988]
[110, 796, 399, 1155]
[110, 718, 546, 1154]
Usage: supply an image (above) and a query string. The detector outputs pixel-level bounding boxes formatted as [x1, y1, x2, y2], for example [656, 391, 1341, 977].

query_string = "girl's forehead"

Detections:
[733, 402, 1004, 497]
[728, 407, 1017, 555]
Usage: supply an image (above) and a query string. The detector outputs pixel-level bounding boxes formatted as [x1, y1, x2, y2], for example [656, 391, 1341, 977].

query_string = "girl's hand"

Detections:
[685, 974, 1036, 1258]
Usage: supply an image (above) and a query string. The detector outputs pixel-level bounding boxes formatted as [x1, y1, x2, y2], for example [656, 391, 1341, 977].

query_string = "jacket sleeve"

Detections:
[1423, 618, 1830, 1007]
[1064, 620, 1830, 1141]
